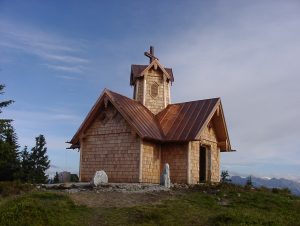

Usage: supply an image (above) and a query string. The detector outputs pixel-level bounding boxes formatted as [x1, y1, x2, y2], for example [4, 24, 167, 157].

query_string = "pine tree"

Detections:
[0, 84, 20, 181]
[29, 135, 50, 183]
[0, 122, 20, 180]
[246, 176, 253, 187]
[20, 146, 32, 182]
[53, 172, 59, 183]
[220, 170, 231, 183]
[0, 84, 14, 116]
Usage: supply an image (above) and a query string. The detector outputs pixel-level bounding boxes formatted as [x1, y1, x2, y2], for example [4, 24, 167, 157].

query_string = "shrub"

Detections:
[220, 170, 231, 183]
[272, 187, 291, 195]
[0, 181, 34, 197]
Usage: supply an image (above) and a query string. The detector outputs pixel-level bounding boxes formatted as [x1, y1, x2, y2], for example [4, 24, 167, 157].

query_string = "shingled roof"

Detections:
[130, 64, 174, 85]
[68, 89, 231, 151]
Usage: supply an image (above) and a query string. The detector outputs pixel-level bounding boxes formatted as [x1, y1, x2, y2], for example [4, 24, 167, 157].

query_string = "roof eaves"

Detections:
[69, 89, 108, 144]
[218, 101, 232, 151]
[140, 60, 172, 81]
[195, 98, 221, 140]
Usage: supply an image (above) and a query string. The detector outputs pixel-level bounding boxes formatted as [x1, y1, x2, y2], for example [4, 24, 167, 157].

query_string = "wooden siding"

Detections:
[161, 143, 188, 184]
[141, 141, 161, 183]
[80, 104, 140, 182]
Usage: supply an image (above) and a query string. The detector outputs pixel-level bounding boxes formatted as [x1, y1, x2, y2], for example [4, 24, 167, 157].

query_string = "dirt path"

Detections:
[43, 183, 190, 208]
[68, 190, 181, 208]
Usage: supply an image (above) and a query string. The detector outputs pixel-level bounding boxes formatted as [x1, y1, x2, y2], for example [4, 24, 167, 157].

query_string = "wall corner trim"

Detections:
[139, 139, 143, 182]
[187, 142, 191, 184]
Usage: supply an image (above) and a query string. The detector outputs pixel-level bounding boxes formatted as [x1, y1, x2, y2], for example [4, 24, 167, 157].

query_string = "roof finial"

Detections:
[144, 46, 158, 64]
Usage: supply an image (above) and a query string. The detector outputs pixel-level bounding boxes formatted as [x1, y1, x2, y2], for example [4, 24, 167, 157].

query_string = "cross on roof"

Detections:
[144, 46, 159, 63]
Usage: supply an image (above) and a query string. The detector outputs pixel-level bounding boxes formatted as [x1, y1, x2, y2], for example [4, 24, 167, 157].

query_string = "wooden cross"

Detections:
[144, 46, 158, 63]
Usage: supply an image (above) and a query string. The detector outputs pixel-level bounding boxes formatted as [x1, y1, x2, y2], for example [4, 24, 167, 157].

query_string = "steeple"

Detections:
[130, 46, 174, 114]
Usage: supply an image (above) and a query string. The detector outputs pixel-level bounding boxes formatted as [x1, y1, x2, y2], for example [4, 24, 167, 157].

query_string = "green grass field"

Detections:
[0, 183, 299, 226]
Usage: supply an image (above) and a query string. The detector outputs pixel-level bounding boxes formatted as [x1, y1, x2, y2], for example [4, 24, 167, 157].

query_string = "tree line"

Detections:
[0, 84, 50, 183]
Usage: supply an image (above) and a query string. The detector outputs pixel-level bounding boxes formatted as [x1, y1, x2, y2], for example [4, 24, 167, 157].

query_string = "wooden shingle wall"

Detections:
[144, 68, 170, 114]
[135, 79, 144, 103]
[141, 141, 161, 183]
[161, 143, 188, 184]
[80, 104, 140, 182]
[189, 141, 200, 184]
[200, 124, 220, 182]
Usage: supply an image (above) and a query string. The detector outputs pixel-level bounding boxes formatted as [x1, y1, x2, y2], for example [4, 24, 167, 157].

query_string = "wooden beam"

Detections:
[143, 77, 146, 105]
[217, 140, 227, 148]
[139, 139, 143, 183]
[216, 106, 220, 117]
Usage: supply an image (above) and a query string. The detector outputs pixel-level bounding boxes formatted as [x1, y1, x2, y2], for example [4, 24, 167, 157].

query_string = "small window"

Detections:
[150, 82, 159, 98]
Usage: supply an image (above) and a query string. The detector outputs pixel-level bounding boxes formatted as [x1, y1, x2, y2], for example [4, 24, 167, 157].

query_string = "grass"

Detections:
[97, 185, 300, 226]
[0, 181, 34, 197]
[0, 183, 299, 226]
[0, 192, 91, 226]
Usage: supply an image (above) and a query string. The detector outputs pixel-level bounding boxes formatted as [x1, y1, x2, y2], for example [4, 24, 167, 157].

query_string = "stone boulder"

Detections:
[93, 170, 108, 186]
[160, 163, 171, 188]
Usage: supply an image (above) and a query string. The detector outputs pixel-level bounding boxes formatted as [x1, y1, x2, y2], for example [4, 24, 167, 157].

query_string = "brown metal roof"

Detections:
[105, 90, 164, 141]
[157, 98, 220, 141]
[69, 89, 164, 146]
[130, 64, 174, 85]
[69, 90, 226, 148]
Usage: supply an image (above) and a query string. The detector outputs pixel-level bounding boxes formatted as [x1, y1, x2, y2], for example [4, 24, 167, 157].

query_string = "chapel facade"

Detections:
[68, 47, 233, 184]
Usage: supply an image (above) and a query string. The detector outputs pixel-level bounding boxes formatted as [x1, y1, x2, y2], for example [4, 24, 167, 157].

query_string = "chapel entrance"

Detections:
[199, 146, 207, 182]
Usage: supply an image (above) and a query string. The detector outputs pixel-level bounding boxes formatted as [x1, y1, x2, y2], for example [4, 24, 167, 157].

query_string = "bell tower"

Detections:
[130, 46, 174, 114]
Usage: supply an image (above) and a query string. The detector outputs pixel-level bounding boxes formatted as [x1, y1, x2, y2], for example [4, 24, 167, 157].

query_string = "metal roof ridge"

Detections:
[170, 97, 220, 105]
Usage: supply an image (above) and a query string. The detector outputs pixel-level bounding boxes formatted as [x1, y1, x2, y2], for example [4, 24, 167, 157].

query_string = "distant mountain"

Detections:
[230, 176, 300, 196]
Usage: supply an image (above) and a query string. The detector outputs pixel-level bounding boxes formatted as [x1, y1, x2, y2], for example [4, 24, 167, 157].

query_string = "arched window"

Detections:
[150, 82, 159, 98]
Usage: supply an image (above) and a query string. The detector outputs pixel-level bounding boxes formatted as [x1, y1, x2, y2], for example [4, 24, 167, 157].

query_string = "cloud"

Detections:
[55, 75, 82, 80]
[158, 1, 300, 178]
[49, 164, 60, 169]
[0, 21, 89, 76]
[2, 108, 81, 139]
[45, 64, 84, 73]
[43, 54, 89, 64]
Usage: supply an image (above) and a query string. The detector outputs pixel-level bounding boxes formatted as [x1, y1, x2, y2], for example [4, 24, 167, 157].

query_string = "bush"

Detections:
[272, 187, 291, 195]
[70, 174, 79, 182]
[220, 170, 231, 183]
[0, 181, 34, 197]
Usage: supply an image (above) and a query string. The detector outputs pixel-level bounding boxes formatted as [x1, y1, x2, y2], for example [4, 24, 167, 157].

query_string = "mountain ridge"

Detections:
[230, 175, 300, 196]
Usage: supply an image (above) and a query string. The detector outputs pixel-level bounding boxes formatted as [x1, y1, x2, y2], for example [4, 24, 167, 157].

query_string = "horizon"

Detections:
[1, 0, 300, 181]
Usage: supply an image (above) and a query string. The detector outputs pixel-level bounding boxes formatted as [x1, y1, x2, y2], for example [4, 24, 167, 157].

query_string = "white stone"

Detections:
[93, 170, 108, 186]
[160, 163, 171, 188]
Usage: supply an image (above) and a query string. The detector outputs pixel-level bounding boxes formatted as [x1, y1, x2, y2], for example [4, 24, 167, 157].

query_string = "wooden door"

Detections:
[199, 146, 206, 182]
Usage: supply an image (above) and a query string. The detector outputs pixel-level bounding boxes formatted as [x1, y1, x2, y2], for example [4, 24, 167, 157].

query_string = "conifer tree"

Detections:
[29, 135, 50, 183]
[220, 170, 231, 183]
[20, 146, 32, 182]
[0, 84, 20, 181]
[246, 176, 253, 187]
[53, 172, 59, 183]
[0, 84, 14, 116]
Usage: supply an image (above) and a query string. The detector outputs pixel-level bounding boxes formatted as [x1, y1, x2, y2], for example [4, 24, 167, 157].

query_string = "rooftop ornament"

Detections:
[144, 46, 159, 63]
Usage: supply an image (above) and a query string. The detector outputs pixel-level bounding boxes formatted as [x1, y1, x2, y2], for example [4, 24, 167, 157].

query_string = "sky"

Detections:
[1, 0, 300, 181]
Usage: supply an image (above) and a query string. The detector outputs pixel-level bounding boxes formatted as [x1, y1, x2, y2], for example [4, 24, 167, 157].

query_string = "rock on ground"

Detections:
[93, 170, 108, 186]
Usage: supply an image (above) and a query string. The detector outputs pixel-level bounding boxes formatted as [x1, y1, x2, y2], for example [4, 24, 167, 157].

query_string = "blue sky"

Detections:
[1, 0, 300, 180]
